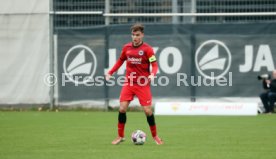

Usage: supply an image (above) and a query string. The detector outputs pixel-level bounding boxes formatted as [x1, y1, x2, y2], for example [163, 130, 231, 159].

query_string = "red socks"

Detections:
[118, 123, 125, 137]
[149, 125, 157, 137]
[117, 113, 157, 138]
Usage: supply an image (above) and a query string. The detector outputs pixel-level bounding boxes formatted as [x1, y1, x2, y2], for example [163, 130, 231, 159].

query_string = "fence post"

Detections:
[49, 0, 55, 110]
[104, 26, 110, 111]
[172, 0, 178, 24]
[105, 0, 110, 25]
[191, 0, 196, 23]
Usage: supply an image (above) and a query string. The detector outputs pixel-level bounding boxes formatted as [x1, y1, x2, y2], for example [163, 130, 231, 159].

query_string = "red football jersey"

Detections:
[119, 42, 156, 83]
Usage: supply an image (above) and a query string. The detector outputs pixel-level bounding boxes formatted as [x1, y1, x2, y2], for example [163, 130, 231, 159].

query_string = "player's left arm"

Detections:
[147, 47, 158, 81]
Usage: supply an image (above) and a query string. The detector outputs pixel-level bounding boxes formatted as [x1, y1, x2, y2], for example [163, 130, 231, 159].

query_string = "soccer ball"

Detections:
[131, 130, 146, 145]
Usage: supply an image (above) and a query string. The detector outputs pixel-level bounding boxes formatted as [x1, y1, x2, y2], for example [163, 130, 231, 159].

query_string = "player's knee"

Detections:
[119, 102, 129, 113]
[144, 109, 152, 116]
[119, 107, 127, 113]
[119, 106, 127, 113]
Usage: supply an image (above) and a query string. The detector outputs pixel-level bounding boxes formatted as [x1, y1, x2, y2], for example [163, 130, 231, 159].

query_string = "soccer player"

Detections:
[105, 23, 163, 145]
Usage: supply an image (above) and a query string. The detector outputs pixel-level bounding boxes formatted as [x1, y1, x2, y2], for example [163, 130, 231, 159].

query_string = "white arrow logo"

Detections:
[67, 49, 92, 75]
[195, 40, 231, 80]
[199, 45, 226, 71]
[63, 45, 97, 84]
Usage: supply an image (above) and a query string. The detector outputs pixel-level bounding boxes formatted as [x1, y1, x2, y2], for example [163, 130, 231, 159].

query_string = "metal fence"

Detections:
[52, 0, 276, 28]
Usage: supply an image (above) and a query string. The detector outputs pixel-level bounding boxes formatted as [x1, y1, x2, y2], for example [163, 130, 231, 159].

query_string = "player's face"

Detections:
[131, 31, 144, 46]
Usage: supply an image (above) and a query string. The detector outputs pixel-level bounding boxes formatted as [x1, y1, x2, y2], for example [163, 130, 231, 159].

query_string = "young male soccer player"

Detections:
[105, 23, 163, 145]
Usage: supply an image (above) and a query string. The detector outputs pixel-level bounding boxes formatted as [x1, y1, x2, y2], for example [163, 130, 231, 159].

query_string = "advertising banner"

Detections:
[155, 102, 258, 116]
[57, 24, 276, 103]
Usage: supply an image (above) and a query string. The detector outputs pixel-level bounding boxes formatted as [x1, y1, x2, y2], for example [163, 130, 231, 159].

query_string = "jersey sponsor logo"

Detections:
[128, 57, 142, 64]
[138, 50, 144, 56]
[195, 40, 231, 80]
[149, 55, 157, 62]
[63, 45, 97, 84]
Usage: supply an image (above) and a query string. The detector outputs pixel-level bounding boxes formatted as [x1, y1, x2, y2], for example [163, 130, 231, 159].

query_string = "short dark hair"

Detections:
[131, 23, 144, 33]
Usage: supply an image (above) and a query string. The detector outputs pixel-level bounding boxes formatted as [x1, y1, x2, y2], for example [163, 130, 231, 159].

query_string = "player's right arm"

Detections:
[105, 46, 127, 81]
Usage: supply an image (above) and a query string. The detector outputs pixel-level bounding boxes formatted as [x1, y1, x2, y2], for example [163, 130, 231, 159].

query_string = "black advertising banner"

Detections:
[57, 29, 106, 101]
[57, 23, 276, 102]
[194, 34, 276, 97]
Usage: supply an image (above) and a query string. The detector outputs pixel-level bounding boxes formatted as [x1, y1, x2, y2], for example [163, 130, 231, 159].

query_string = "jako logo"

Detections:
[63, 45, 97, 84]
[195, 40, 231, 80]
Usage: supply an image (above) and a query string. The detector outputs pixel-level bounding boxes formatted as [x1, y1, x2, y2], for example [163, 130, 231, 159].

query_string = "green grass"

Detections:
[0, 111, 275, 159]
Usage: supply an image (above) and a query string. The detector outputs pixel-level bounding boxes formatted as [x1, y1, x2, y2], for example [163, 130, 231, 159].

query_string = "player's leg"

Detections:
[136, 84, 163, 145]
[142, 106, 163, 145]
[112, 101, 130, 145]
[112, 84, 134, 145]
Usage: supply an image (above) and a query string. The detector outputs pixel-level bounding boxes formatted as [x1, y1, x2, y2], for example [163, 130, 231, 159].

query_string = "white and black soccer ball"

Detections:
[131, 130, 146, 145]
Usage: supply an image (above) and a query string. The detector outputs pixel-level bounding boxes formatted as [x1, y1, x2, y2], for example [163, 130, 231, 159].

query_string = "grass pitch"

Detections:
[0, 111, 275, 159]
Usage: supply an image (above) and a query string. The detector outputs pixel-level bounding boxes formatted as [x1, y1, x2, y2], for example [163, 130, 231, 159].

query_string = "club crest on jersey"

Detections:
[138, 50, 144, 56]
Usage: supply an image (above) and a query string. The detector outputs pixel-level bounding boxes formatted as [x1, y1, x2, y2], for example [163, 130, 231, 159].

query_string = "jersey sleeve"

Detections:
[151, 61, 158, 76]
[108, 46, 127, 75]
[146, 46, 158, 75]
[119, 46, 127, 61]
[146, 47, 157, 63]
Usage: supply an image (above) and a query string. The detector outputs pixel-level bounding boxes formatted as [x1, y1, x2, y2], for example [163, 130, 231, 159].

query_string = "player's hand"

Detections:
[105, 74, 112, 81]
[148, 74, 155, 81]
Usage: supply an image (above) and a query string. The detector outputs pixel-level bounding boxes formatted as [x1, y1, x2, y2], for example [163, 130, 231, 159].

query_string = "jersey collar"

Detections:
[132, 41, 143, 48]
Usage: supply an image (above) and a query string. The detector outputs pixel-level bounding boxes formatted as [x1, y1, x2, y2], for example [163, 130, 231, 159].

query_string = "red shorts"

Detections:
[120, 83, 152, 106]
